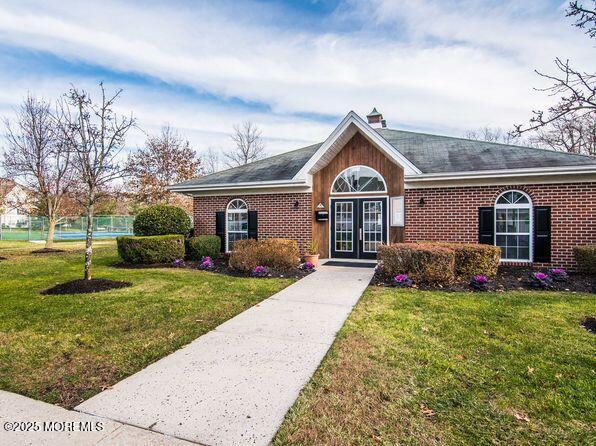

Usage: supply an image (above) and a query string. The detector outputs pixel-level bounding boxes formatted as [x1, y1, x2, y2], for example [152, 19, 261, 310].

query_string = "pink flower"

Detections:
[534, 272, 548, 280]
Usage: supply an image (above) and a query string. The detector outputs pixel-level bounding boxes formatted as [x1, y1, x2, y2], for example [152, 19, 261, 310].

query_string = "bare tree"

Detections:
[529, 113, 595, 155]
[464, 126, 519, 144]
[224, 121, 265, 167]
[126, 125, 201, 211]
[513, 3, 595, 140]
[2, 94, 74, 248]
[202, 147, 222, 174]
[567, 1, 596, 38]
[60, 83, 135, 280]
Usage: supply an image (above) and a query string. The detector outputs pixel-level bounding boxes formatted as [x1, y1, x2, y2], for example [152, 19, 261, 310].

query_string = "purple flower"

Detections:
[548, 268, 568, 282]
[529, 271, 553, 289]
[473, 275, 489, 284]
[197, 256, 214, 270]
[172, 258, 185, 268]
[392, 274, 413, 288]
[302, 261, 315, 270]
[470, 274, 490, 291]
[251, 265, 269, 277]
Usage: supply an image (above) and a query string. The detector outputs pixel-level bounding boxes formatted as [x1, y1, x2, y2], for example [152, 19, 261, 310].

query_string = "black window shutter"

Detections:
[248, 211, 258, 240]
[215, 211, 225, 252]
[478, 207, 494, 245]
[534, 206, 551, 262]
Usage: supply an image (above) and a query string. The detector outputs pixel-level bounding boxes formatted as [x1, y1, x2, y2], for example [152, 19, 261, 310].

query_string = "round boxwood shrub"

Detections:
[117, 235, 185, 264]
[187, 235, 221, 260]
[133, 204, 191, 236]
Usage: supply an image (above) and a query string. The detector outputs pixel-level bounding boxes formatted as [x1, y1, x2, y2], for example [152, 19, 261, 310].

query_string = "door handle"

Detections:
[359, 228, 363, 240]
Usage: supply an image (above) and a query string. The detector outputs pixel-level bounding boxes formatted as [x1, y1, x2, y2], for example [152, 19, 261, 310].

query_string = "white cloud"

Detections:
[0, 0, 592, 155]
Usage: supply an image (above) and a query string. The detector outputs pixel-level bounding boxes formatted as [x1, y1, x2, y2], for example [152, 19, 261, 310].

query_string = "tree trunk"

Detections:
[45, 218, 56, 249]
[84, 204, 94, 280]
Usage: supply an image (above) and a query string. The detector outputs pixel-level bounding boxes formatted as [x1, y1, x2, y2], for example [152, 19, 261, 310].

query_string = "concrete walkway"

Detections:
[76, 264, 374, 446]
[0, 390, 194, 445]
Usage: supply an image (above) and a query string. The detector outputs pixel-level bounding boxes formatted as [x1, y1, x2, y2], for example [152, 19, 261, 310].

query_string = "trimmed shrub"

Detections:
[436, 243, 501, 278]
[377, 243, 455, 286]
[229, 238, 300, 272]
[117, 235, 185, 264]
[133, 204, 191, 236]
[187, 235, 221, 260]
[573, 245, 596, 275]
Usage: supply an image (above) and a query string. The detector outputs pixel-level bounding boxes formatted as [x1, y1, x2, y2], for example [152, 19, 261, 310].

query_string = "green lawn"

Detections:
[0, 241, 292, 408]
[275, 287, 596, 445]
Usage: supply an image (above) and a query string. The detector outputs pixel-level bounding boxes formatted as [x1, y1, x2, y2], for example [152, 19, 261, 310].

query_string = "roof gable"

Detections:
[294, 112, 422, 178]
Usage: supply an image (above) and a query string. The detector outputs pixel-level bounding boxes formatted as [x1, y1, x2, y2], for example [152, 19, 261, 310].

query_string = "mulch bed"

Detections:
[41, 279, 132, 295]
[581, 316, 596, 334]
[0, 256, 7, 261]
[373, 265, 595, 293]
[31, 248, 66, 254]
[115, 256, 313, 279]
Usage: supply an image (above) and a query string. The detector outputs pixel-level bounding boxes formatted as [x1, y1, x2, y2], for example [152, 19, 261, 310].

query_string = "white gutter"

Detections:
[405, 164, 596, 182]
[168, 178, 310, 193]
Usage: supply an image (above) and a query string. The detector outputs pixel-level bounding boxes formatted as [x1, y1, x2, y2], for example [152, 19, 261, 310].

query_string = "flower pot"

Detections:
[304, 254, 319, 268]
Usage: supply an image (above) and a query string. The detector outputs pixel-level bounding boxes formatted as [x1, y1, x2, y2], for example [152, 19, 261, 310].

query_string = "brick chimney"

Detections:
[366, 107, 386, 128]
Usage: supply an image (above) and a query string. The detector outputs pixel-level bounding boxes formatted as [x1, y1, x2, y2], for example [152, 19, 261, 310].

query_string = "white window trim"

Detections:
[330, 165, 387, 195]
[226, 199, 248, 253]
[494, 190, 533, 263]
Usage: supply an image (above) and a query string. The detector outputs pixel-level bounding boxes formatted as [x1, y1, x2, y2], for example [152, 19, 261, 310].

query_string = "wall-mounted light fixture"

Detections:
[293, 200, 300, 209]
[418, 197, 425, 206]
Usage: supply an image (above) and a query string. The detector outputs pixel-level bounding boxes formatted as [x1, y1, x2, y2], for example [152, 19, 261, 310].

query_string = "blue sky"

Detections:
[0, 0, 593, 159]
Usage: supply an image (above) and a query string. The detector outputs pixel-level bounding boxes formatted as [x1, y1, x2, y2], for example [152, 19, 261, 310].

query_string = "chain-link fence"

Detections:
[0, 215, 134, 241]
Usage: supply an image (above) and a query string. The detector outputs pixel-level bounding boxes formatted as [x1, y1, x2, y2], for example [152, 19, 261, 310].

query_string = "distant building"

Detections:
[0, 178, 31, 227]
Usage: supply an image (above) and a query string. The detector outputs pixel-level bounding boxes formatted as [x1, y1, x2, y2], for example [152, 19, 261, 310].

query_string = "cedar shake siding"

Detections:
[193, 193, 312, 254]
[404, 182, 596, 270]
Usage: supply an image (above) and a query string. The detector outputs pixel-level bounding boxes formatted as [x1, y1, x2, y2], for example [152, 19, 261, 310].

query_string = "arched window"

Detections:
[331, 166, 387, 194]
[495, 190, 532, 261]
[226, 199, 248, 252]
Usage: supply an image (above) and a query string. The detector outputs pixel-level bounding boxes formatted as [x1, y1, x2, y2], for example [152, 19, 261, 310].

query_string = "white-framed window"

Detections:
[226, 199, 248, 252]
[331, 165, 387, 194]
[495, 190, 532, 262]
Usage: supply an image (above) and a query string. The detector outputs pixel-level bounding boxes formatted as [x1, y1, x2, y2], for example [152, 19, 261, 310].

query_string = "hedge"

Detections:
[229, 238, 299, 272]
[187, 235, 221, 260]
[377, 242, 501, 285]
[434, 242, 501, 278]
[573, 245, 596, 275]
[377, 243, 456, 286]
[117, 235, 185, 264]
[133, 204, 191, 236]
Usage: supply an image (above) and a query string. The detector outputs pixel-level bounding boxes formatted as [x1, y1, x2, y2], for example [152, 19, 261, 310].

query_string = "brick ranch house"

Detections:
[171, 110, 596, 270]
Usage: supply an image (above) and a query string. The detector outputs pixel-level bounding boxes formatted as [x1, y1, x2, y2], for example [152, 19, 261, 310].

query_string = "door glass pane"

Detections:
[362, 201, 383, 253]
[335, 202, 353, 252]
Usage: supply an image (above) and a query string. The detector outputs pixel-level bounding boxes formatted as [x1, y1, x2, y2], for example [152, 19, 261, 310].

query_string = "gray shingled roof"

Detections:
[376, 128, 596, 174]
[174, 142, 321, 187]
[173, 128, 596, 188]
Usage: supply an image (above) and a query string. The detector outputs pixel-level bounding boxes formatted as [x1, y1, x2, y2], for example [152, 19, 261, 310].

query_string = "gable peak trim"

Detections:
[293, 111, 422, 179]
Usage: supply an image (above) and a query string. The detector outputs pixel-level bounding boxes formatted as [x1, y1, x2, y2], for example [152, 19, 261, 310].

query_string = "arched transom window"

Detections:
[495, 190, 532, 261]
[226, 199, 248, 252]
[331, 166, 387, 193]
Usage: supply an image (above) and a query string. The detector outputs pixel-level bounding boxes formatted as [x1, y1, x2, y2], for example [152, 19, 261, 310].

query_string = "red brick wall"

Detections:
[193, 193, 312, 253]
[404, 182, 596, 269]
